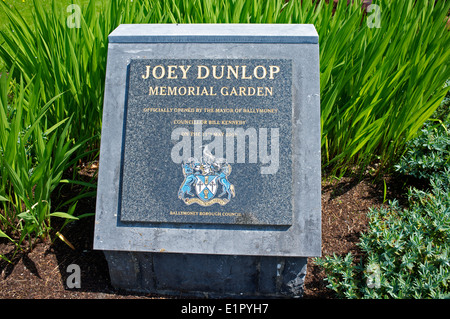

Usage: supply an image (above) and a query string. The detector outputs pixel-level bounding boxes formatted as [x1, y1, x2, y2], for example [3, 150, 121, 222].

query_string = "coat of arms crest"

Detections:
[178, 148, 235, 206]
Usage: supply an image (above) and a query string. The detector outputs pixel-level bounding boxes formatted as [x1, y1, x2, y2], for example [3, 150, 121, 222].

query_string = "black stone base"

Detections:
[104, 251, 307, 298]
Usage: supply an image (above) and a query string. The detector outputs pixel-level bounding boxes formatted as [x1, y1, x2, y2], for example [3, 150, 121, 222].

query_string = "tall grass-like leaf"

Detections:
[0, 0, 449, 178]
[50, 212, 79, 220]
[0, 65, 94, 248]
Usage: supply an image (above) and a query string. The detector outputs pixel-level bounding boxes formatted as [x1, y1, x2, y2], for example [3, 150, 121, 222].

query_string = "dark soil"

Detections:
[0, 164, 420, 299]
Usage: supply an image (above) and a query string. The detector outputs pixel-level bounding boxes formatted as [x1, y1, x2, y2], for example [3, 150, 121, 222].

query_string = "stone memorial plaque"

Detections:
[119, 58, 293, 226]
[94, 24, 321, 260]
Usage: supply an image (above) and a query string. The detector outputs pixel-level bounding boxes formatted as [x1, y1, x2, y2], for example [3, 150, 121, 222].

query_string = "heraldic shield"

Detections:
[178, 154, 235, 207]
[195, 175, 219, 201]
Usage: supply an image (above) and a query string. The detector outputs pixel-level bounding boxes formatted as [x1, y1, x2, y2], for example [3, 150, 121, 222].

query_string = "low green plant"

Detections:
[395, 120, 450, 180]
[396, 86, 450, 180]
[315, 171, 450, 298]
[315, 105, 450, 298]
[0, 69, 94, 250]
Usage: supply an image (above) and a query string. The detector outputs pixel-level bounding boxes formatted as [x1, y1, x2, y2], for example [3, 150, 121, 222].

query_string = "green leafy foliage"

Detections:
[318, 0, 450, 172]
[395, 93, 450, 180]
[0, 0, 449, 255]
[0, 70, 94, 250]
[315, 106, 450, 298]
[0, 0, 448, 172]
[316, 172, 450, 298]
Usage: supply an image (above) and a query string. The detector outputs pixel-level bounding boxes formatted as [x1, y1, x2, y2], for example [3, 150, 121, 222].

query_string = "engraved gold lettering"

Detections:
[179, 65, 191, 79]
[167, 65, 178, 79]
[241, 66, 252, 79]
[142, 65, 151, 79]
[152, 65, 165, 79]
[212, 65, 225, 79]
[201, 87, 209, 95]
[253, 66, 267, 79]
[269, 65, 280, 79]
[227, 66, 239, 79]
[179, 86, 187, 95]
[141, 64, 280, 80]
[218, 86, 272, 96]
[168, 86, 177, 95]
[197, 65, 209, 79]
[149, 86, 159, 95]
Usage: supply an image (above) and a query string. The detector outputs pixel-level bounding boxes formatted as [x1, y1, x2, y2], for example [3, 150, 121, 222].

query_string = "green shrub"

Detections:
[396, 85, 450, 180]
[316, 170, 450, 298]
[315, 107, 450, 298]
[395, 121, 450, 180]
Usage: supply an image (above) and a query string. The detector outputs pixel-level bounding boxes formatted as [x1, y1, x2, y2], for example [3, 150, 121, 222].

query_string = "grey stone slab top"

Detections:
[108, 24, 319, 44]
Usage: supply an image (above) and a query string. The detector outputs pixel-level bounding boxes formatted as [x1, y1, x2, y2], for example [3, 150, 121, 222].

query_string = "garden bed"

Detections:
[0, 0, 448, 300]
[0, 170, 415, 299]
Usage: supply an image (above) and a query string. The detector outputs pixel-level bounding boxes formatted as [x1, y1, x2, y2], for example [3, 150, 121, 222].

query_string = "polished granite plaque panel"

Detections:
[119, 58, 293, 226]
